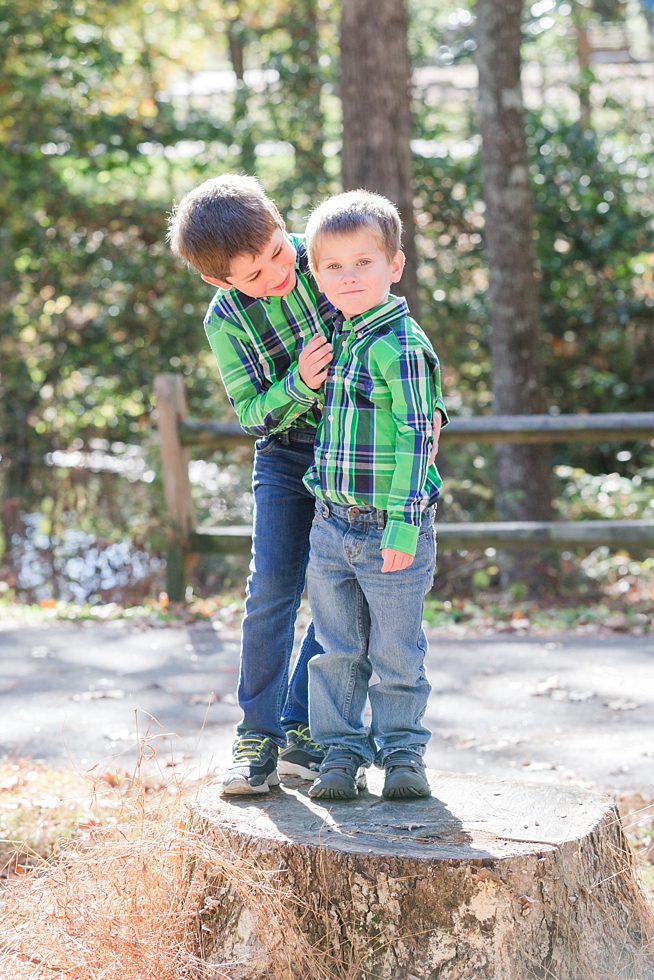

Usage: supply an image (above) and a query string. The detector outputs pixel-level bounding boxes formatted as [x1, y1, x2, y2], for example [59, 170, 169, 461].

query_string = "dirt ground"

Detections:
[0, 619, 651, 796]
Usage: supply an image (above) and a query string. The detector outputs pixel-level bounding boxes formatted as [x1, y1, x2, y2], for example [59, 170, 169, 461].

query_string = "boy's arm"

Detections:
[429, 362, 449, 463]
[374, 340, 439, 557]
[206, 314, 319, 437]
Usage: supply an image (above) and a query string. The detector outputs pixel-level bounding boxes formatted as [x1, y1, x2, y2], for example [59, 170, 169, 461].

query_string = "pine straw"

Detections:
[0, 782, 358, 980]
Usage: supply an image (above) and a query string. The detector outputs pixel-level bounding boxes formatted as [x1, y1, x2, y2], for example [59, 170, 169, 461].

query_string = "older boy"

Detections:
[169, 174, 338, 794]
[303, 191, 447, 801]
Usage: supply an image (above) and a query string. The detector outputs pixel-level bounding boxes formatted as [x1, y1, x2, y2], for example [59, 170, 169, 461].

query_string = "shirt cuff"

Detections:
[436, 396, 449, 426]
[381, 519, 420, 557]
[284, 365, 319, 407]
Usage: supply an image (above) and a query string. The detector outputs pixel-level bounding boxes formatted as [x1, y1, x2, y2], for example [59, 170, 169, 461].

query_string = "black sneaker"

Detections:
[278, 725, 324, 780]
[221, 734, 280, 796]
[382, 751, 431, 800]
[308, 748, 368, 800]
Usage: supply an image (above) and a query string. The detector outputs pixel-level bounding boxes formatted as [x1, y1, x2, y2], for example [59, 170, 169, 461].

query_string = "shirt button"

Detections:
[325, 452, 330, 459]
[328, 414, 334, 421]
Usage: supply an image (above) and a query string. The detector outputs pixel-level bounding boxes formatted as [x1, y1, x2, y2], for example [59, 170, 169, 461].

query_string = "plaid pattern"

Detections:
[204, 234, 338, 436]
[304, 296, 448, 557]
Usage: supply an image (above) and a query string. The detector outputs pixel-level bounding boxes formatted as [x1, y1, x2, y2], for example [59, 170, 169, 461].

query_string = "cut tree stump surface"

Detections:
[195, 769, 654, 979]
[200, 768, 607, 861]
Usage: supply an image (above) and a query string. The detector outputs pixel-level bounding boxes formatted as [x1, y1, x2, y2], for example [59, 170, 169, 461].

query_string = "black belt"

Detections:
[275, 427, 317, 445]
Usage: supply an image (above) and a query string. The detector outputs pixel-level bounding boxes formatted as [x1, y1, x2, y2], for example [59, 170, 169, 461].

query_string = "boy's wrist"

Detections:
[380, 519, 419, 557]
[284, 365, 320, 406]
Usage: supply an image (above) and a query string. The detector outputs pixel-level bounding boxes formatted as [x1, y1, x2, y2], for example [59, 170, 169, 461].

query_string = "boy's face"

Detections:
[202, 224, 297, 298]
[313, 229, 405, 319]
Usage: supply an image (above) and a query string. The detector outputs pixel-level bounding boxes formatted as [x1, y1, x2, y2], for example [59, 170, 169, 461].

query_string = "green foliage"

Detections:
[0, 0, 333, 513]
[1, 0, 653, 603]
[411, 113, 654, 479]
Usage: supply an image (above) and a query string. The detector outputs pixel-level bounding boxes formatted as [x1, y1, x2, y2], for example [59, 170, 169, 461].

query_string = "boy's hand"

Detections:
[381, 548, 414, 573]
[298, 333, 332, 390]
[429, 410, 444, 466]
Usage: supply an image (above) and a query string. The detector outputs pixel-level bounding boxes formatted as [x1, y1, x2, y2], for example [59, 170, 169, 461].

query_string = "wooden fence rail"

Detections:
[155, 374, 654, 599]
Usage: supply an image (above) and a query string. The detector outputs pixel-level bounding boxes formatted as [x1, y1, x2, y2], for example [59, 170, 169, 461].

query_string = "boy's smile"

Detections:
[313, 229, 405, 319]
[202, 225, 297, 298]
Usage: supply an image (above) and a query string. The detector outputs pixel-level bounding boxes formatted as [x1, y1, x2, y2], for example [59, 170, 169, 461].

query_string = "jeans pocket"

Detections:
[255, 435, 278, 456]
[418, 523, 434, 543]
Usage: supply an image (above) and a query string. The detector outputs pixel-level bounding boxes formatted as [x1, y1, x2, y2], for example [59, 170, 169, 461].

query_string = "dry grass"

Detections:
[0, 756, 356, 980]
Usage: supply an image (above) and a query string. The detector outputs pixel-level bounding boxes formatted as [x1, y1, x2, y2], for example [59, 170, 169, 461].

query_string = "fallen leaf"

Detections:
[72, 689, 125, 701]
[605, 698, 640, 712]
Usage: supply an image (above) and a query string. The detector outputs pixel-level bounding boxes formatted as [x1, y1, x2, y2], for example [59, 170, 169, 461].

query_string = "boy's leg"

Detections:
[354, 510, 436, 767]
[306, 503, 375, 766]
[224, 434, 323, 793]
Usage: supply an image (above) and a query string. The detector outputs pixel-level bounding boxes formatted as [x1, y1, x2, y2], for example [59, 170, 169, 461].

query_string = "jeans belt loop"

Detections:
[377, 509, 387, 530]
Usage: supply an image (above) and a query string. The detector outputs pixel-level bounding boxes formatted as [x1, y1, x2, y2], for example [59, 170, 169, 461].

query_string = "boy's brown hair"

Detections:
[168, 174, 281, 280]
[305, 190, 403, 272]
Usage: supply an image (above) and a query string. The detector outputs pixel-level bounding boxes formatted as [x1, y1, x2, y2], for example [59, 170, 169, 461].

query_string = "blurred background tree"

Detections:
[0, 0, 653, 606]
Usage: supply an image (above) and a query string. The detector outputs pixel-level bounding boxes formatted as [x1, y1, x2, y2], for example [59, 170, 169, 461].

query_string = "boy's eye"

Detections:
[357, 259, 370, 266]
[326, 263, 341, 270]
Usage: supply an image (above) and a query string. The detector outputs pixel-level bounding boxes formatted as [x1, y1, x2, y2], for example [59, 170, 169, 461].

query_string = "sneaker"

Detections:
[382, 751, 431, 800]
[221, 734, 280, 796]
[279, 725, 324, 780]
[308, 748, 368, 801]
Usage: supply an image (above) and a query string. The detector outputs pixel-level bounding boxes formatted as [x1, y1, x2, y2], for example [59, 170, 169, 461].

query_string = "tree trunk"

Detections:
[340, 0, 420, 318]
[287, 0, 326, 199]
[227, 13, 256, 176]
[195, 769, 654, 979]
[572, 1, 593, 130]
[475, 0, 552, 591]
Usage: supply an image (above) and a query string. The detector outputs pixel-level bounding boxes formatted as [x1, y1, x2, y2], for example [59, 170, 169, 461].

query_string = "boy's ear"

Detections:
[390, 250, 405, 283]
[271, 203, 286, 229]
[201, 273, 232, 289]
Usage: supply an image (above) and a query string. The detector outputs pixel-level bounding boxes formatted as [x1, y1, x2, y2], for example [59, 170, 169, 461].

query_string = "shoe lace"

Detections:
[285, 725, 321, 752]
[233, 735, 270, 763]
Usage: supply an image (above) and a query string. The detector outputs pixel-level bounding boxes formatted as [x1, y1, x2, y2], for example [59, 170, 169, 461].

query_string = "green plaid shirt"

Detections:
[203, 234, 337, 436]
[304, 296, 448, 557]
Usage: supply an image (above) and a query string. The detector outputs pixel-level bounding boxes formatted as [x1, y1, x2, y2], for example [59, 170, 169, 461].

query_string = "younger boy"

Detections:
[168, 174, 338, 794]
[303, 190, 447, 801]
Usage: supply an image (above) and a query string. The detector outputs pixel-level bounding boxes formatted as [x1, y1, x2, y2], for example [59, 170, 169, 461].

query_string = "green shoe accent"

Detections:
[221, 734, 280, 796]
[279, 725, 324, 780]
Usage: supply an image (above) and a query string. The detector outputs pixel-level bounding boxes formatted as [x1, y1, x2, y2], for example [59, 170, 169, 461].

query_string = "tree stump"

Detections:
[193, 769, 654, 980]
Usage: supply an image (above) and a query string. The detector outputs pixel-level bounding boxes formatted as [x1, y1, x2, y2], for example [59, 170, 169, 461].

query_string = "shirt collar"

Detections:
[339, 294, 409, 334]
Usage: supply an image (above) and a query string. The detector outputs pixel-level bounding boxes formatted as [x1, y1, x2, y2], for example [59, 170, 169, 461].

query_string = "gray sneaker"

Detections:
[382, 751, 431, 800]
[308, 748, 368, 800]
[279, 724, 324, 780]
[221, 734, 280, 796]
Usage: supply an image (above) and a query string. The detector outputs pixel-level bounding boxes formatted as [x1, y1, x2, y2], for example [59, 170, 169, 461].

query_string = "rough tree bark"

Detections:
[195, 769, 654, 979]
[340, 0, 420, 318]
[226, 10, 256, 176]
[475, 0, 553, 550]
[286, 0, 326, 198]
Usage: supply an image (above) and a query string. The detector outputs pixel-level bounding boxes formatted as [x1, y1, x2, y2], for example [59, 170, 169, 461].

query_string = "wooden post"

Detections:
[154, 374, 196, 601]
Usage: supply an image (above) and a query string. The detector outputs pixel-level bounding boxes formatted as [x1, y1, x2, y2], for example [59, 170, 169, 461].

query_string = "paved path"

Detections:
[0, 620, 652, 795]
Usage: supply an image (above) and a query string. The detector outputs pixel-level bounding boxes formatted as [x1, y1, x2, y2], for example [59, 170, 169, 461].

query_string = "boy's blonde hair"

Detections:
[305, 190, 403, 271]
[168, 174, 281, 280]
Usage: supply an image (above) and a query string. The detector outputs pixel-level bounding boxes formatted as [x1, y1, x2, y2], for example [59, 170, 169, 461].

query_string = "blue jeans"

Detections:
[237, 430, 324, 745]
[307, 500, 435, 767]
